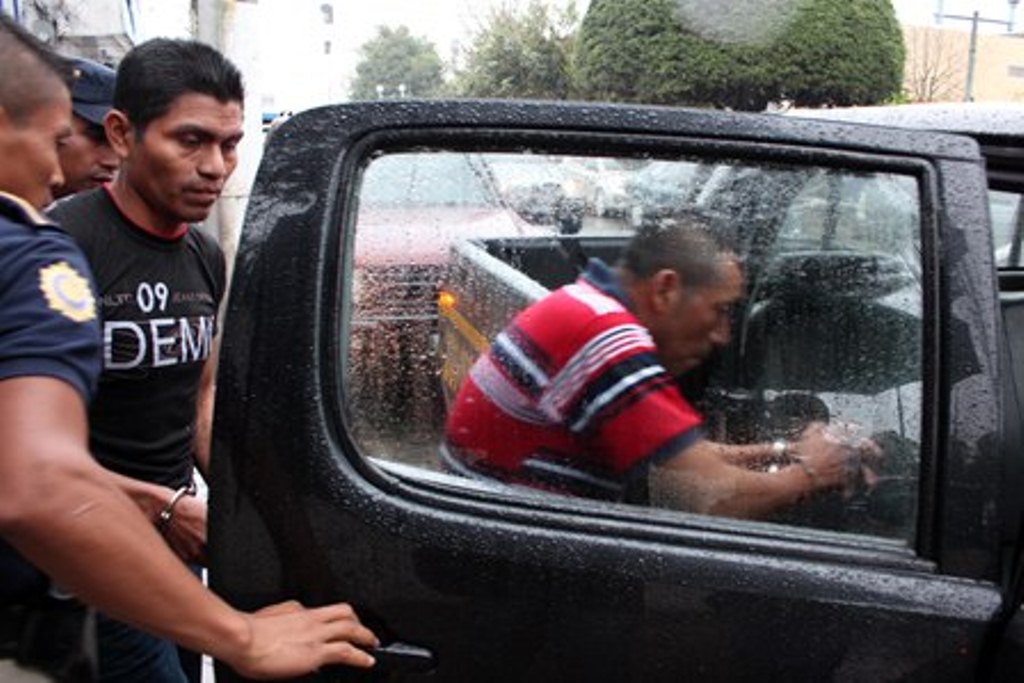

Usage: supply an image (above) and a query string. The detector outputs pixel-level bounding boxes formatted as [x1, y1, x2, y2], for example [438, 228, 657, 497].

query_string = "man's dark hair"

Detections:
[114, 38, 244, 132]
[619, 210, 736, 288]
[0, 13, 73, 124]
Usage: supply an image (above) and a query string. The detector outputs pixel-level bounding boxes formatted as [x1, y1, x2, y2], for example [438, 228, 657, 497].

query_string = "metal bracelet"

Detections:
[156, 482, 195, 533]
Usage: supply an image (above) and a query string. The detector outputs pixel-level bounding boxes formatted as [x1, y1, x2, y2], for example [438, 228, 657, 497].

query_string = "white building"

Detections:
[1, 0, 138, 63]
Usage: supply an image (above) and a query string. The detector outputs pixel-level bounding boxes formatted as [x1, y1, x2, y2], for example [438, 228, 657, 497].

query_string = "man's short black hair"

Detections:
[0, 13, 73, 124]
[619, 210, 736, 288]
[113, 38, 244, 133]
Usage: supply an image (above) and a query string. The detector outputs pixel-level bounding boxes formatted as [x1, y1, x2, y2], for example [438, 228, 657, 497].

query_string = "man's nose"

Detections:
[198, 145, 227, 178]
[49, 164, 65, 196]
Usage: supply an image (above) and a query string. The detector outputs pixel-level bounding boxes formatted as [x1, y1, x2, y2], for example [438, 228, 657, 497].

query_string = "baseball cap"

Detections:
[69, 58, 116, 126]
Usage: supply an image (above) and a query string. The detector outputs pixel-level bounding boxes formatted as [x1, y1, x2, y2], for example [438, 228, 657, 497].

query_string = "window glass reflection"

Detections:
[346, 150, 922, 542]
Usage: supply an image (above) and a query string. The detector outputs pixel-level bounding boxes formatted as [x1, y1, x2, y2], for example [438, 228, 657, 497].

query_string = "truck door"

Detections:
[209, 101, 1008, 681]
[986, 131, 1024, 680]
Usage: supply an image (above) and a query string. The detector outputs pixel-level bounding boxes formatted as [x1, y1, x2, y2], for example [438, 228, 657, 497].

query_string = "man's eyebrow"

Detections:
[171, 123, 244, 142]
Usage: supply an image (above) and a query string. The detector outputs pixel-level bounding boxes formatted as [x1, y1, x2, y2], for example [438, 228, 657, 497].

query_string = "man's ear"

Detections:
[650, 268, 683, 314]
[104, 110, 133, 158]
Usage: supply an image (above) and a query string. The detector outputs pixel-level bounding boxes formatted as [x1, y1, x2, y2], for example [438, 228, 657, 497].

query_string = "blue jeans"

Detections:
[96, 565, 201, 683]
[96, 613, 188, 683]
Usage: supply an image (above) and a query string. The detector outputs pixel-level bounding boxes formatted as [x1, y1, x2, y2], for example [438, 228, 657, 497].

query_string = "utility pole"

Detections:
[966, 11, 979, 101]
[195, 0, 264, 274]
[936, 2, 1019, 102]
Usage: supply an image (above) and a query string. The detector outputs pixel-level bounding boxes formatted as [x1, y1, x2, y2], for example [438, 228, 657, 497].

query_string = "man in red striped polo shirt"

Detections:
[445, 215, 860, 519]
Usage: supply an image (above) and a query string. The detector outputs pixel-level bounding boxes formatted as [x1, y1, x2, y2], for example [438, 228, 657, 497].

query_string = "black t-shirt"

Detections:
[0, 191, 100, 603]
[49, 188, 225, 487]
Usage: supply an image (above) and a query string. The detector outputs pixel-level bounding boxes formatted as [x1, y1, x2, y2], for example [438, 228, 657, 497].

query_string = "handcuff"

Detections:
[770, 438, 820, 485]
[155, 479, 197, 533]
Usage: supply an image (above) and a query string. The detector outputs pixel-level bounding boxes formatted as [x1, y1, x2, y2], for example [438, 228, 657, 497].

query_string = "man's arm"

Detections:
[106, 468, 208, 565]
[651, 425, 854, 519]
[103, 349, 219, 565]
[193, 349, 217, 477]
[0, 377, 377, 676]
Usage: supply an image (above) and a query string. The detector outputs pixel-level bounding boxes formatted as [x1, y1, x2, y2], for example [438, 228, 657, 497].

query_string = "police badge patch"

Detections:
[39, 261, 96, 323]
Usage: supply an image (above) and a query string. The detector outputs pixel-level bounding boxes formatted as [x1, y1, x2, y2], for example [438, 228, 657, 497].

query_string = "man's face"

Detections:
[54, 114, 119, 198]
[654, 256, 744, 376]
[0, 90, 72, 209]
[119, 92, 243, 228]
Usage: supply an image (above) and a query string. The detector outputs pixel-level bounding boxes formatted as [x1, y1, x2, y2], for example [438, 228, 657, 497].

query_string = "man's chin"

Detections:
[178, 203, 216, 224]
[690, 352, 710, 367]
[667, 358, 702, 376]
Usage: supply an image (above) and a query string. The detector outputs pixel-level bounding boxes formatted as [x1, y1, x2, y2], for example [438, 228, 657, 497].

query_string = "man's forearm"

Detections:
[5, 454, 250, 657]
[192, 347, 218, 477]
[654, 439, 814, 519]
[0, 378, 249, 659]
[107, 469, 177, 522]
[193, 366, 214, 476]
[718, 440, 780, 468]
[1, 377, 376, 675]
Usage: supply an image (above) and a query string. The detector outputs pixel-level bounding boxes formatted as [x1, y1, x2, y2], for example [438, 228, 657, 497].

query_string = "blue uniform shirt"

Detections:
[0, 191, 101, 603]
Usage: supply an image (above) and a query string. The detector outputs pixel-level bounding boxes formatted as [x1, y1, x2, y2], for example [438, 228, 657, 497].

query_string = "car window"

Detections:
[783, 103, 1024, 270]
[992, 189, 1024, 268]
[360, 151, 500, 208]
[344, 148, 923, 544]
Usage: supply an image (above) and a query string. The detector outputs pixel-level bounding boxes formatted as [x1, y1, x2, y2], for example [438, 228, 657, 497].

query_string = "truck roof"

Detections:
[783, 102, 1024, 139]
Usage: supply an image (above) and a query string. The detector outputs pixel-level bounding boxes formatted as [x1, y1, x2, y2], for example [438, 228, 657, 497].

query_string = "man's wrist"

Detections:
[181, 602, 254, 669]
[208, 611, 256, 669]
[155, 480, 197, 532]
[790, 455, 819, 488]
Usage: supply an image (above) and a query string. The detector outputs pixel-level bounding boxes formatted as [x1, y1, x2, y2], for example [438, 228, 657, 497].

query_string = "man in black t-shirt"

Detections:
[50, 39, 315, 683]
[0, 17, 377, 682]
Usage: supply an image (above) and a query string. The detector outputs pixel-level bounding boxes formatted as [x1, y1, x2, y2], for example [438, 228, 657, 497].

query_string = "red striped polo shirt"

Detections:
[444, 259, 703, 501]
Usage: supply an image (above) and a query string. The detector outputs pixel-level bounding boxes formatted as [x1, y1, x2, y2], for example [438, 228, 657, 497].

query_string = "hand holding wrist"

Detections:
[156, 480, 197, 533]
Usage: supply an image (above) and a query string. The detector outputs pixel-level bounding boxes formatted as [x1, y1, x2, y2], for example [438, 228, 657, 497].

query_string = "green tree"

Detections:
[574, 0, 904, 110]
[350, 26, 444, 100]
[454, 1, 578, 100]
[572, 0, 695, 104]
[772, 0, 905, 107]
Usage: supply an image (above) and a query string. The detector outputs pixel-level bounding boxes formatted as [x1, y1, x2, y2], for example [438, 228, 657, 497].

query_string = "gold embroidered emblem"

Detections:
[38, 261, 96, 323]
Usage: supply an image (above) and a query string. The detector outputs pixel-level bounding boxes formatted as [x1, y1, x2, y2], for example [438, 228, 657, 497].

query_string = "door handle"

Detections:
[371, 642, 435, 674]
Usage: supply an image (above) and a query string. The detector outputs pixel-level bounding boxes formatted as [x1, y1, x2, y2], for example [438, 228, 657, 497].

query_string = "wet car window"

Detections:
[360, 152, 498, 207]
[346, 151, 515, 446]
[344, 149, 922, 543]
[992, 189, 1023, 268]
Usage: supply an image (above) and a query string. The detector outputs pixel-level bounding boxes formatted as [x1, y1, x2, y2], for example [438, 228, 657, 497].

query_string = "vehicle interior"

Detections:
[347, 146, 925, 542]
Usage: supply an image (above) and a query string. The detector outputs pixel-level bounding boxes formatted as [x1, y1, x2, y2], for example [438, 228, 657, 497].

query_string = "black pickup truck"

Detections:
[209, 100, 1024, 681]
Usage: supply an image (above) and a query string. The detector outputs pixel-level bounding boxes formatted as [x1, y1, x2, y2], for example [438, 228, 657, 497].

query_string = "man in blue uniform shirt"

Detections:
[0, 14, 377, 681]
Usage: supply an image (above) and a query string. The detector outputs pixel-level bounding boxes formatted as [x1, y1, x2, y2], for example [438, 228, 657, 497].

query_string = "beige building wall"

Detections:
[903, 25, 1024, 102]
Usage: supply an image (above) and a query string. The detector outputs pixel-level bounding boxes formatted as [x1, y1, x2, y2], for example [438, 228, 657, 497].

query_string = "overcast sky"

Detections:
[136, 0, 1022, 111]
[899, 0, 1021, 24]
